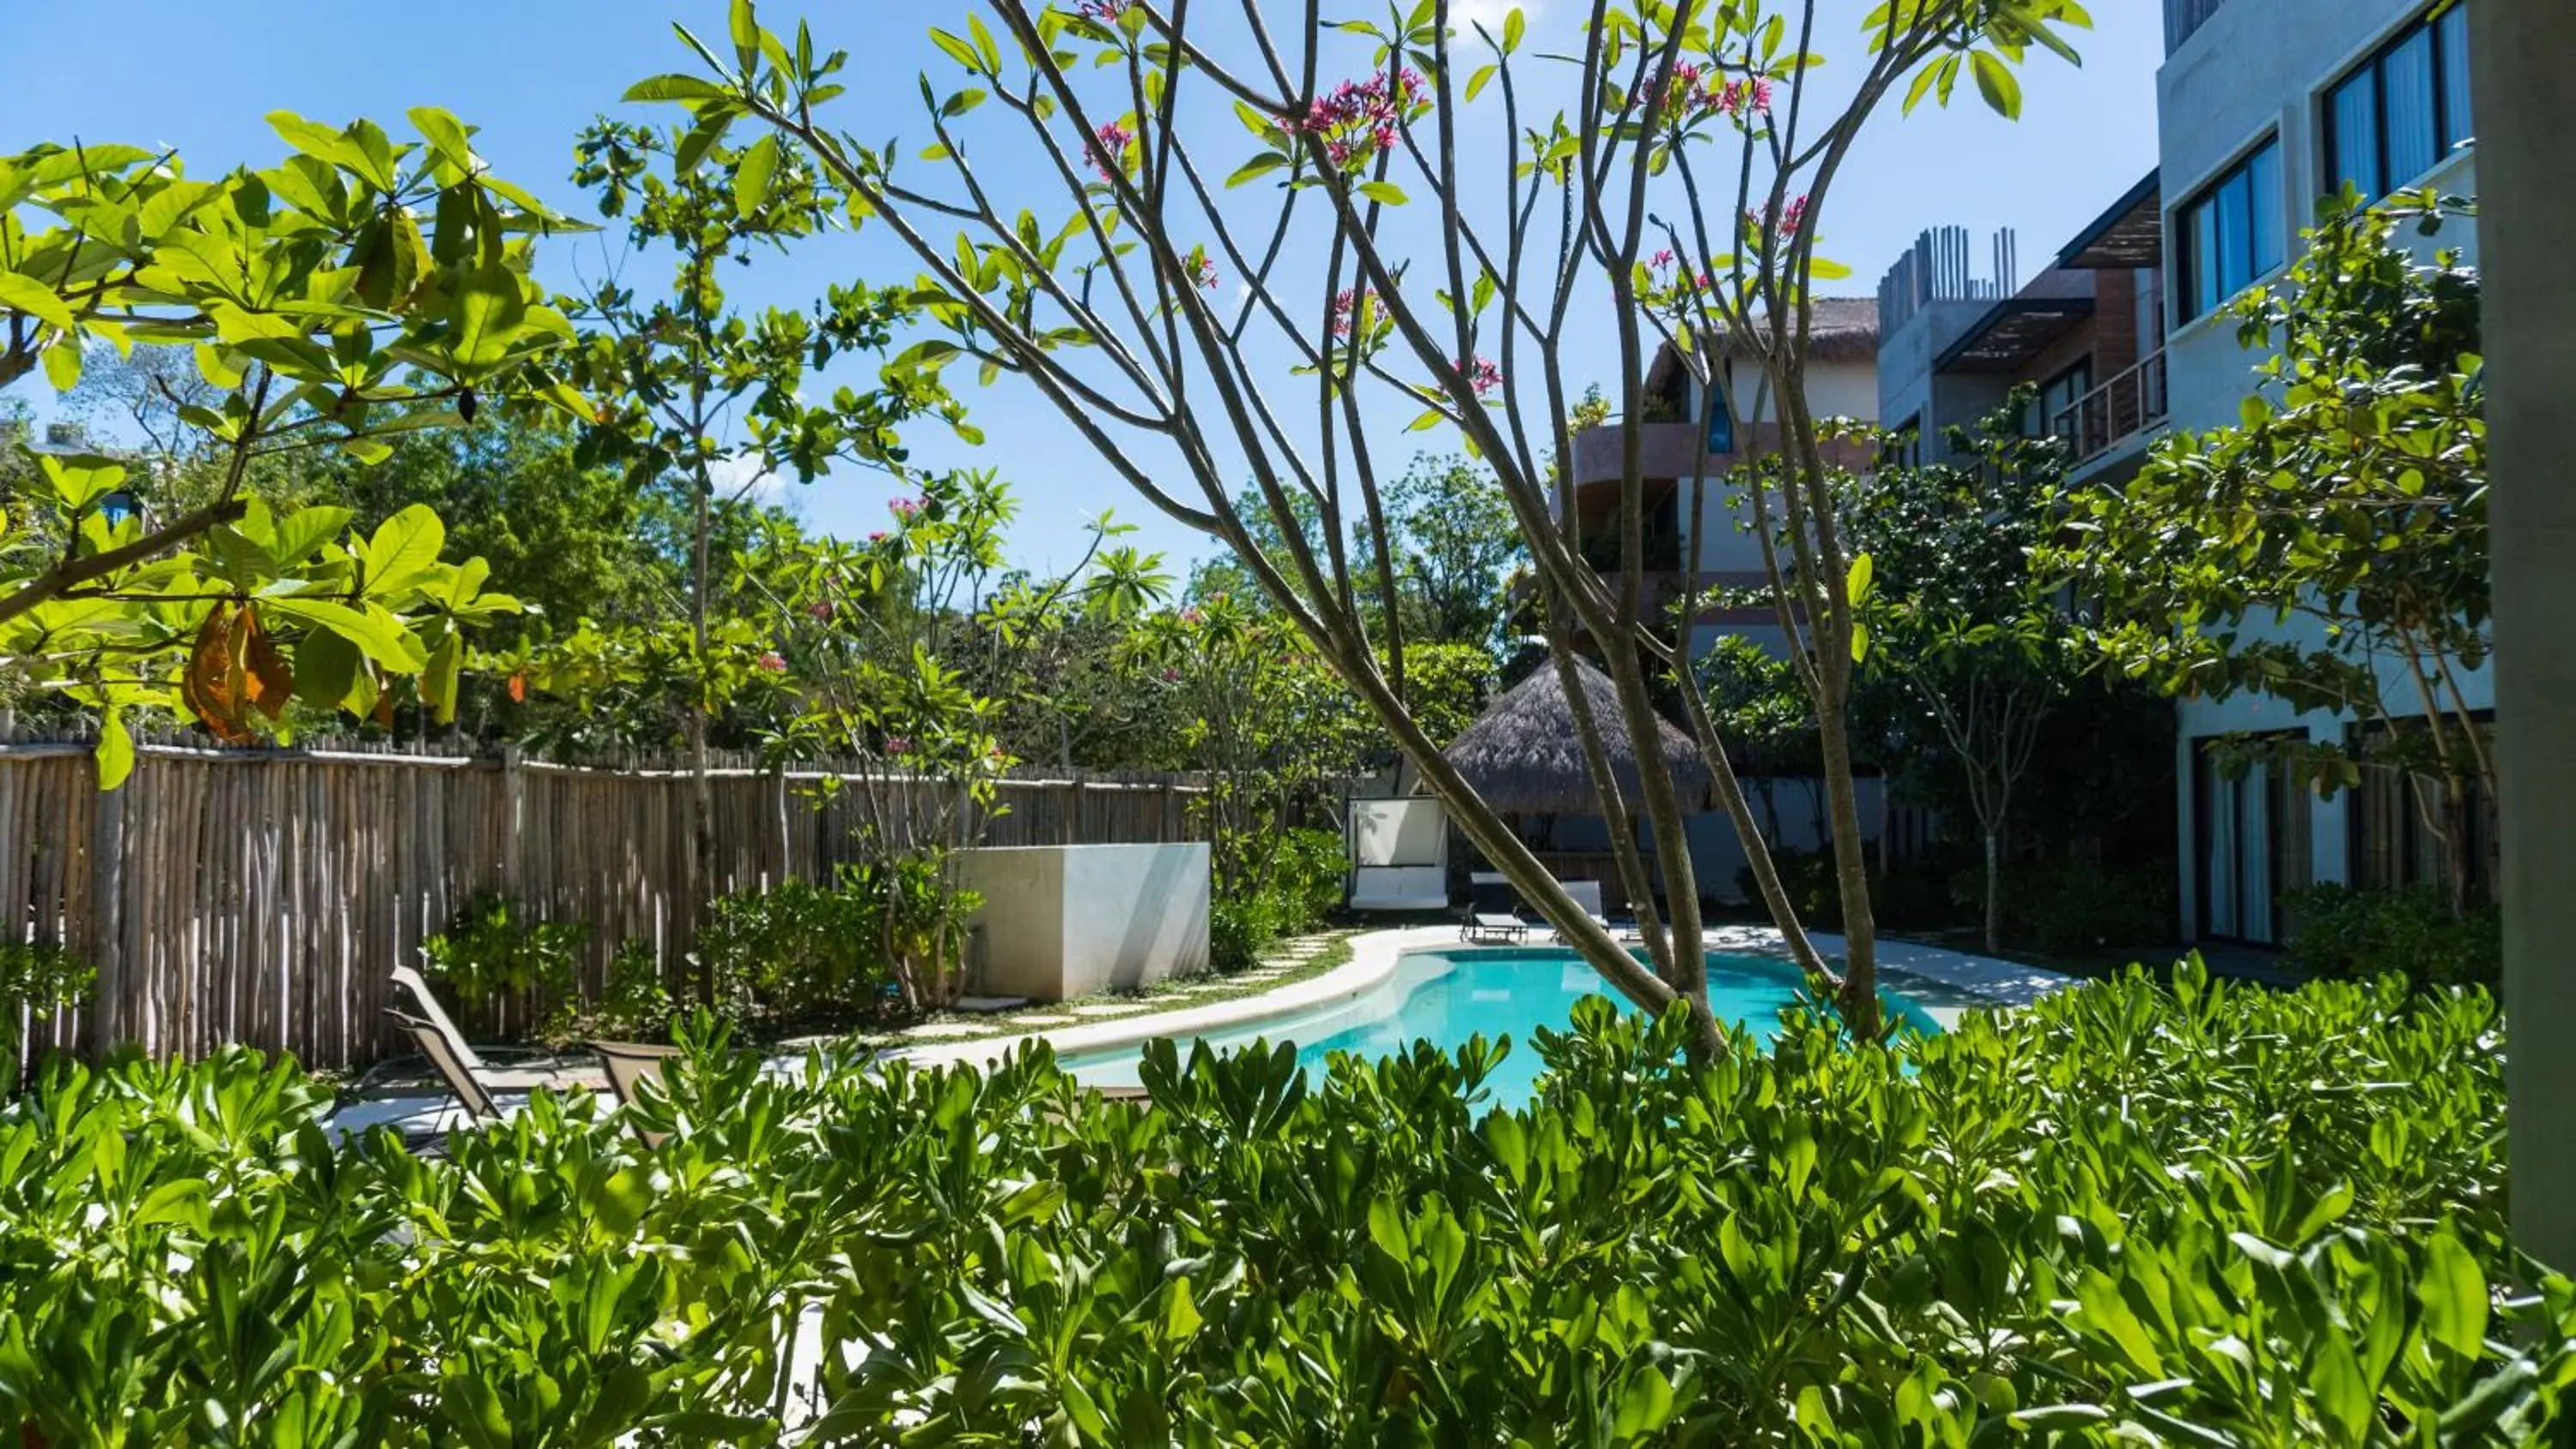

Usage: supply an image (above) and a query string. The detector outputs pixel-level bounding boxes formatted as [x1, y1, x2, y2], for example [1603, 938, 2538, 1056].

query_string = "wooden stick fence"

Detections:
[0, 729, 1206, 1073]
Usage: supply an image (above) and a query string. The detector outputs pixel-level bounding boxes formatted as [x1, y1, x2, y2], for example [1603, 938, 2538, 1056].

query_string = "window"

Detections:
[2196, 737, 2313, 946]
[1884, 413, 1923, 471]
[2177, 139, 2283, 319]
[2034, 359, 2094, 440]
[2327, 3, 2474, 203]
[2349, 716, 2498, 906]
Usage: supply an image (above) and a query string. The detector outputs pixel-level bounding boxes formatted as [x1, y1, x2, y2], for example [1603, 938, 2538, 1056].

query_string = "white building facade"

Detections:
[2159, 0, 2484, 944]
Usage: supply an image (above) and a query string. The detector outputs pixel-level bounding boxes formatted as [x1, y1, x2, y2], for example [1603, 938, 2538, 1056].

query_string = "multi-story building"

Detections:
[1870, 0, 2483, 949]
[1557, 297, 1880, 663]
[1549, 299, 1886, 899]
[2160, 0, 2483, 947]
[1875, 174, 2168, 491]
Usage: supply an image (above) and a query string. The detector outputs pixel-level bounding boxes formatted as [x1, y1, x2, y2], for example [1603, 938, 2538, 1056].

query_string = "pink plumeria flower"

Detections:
[1091, 120, 1134, 183]
[884, 736, 913, 755]
[756, 651, 787, 673]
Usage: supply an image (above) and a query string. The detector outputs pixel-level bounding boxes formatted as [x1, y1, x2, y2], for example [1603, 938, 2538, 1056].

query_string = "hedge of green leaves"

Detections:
[2, 961, 2564, 1445]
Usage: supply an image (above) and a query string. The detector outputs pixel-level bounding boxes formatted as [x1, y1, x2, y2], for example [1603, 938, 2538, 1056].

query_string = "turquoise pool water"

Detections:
[1060, 946, 1944, 1105]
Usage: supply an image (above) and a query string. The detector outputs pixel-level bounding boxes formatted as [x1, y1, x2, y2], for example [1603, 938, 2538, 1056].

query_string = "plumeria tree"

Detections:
[629, 0, 2085, 1051]
[0, 118, 589, 779]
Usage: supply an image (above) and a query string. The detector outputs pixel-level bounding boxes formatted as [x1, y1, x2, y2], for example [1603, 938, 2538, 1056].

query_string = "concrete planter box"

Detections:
[958, 842, 1210, 1001]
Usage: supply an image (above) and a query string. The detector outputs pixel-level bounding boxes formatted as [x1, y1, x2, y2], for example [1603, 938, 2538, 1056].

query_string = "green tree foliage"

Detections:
[0, 118, 589, 778]
[1382, 452, 1527, 651]
[629, 0, 2093, 1051]
[1851, 401, 2097, 952]
[2050, 194, 2488, 913]
[3, 963, 2568, 1440]
[565, 112, 975, 997]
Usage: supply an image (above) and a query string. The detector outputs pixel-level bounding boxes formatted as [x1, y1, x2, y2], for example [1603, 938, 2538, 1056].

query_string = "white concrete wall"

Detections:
[960, 842, 1210, 1000]
[2160, 0, 2484, 938]
[1876, 298, 2017, 467]
[1700, 356, 1880, 427]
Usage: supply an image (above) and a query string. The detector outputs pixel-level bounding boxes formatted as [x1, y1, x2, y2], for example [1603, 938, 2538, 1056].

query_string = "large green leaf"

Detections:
[0, 271, 76, 331]
[449, 261, 528, 373]
[362, 505, 447, 597]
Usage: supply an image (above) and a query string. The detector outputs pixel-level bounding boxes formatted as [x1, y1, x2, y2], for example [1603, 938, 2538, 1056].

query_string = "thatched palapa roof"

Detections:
[1442, 656, 1713, 816]
[1643, 296, 1882, 397]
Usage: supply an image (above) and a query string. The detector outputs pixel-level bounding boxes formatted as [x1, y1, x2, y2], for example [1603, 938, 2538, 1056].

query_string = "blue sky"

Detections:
[0, 1, 2162, 576]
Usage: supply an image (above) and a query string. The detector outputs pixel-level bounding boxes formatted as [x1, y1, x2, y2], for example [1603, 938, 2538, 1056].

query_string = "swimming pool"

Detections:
[1058, 946, 1946, 1104]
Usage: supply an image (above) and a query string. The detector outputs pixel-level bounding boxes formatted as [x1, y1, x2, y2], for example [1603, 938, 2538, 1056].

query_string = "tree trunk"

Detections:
[1818, 704, 1883, 1037]
[1983, 827, 2002, 956]
[688, 469, 716, 1007]
[2441, 773, 2476, 921]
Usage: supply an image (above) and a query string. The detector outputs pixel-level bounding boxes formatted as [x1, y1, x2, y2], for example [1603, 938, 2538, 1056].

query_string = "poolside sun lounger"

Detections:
[356, 1009, 509, 1153]
[388, 963, 557, 1076]
[1461, 910, 1532, 944]
[590, 1040, 683, 1147]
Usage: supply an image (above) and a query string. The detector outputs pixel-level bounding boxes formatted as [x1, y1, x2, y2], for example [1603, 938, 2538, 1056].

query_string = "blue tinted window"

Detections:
[2331, 70, 2381, 198]
[2382, 27, 2439, 186]
[2215, 171, 2251, 298]
[2247, 142, 2283, 276]
[2188, 194, 2221, 316]
[2179, 137, 2281, 320]
[2439, 4, 2474, 149]
[2331, 4, 2472, 201]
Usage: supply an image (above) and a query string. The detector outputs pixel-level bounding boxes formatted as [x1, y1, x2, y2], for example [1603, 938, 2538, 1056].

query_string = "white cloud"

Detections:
[1446, 0, 1533, 37]
[710, 452, 788, 505]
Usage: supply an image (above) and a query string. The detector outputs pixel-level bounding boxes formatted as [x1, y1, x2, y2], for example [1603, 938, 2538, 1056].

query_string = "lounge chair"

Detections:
[1460, 876, 1534, 943]
[591, 1040, 683, 1147]
[389, 963, 553, 1075]
[374, 1009, 503, 1151]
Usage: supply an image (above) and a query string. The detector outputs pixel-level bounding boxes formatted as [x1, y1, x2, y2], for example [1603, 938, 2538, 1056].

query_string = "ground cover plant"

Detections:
[1, 960, 2563, 1446]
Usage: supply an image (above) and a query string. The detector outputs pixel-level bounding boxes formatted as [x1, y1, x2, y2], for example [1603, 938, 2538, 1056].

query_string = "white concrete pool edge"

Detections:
[325, 927, 2074, 1133]
[894, 924, 2075, 1072]
[898, 924, 1455, 1074]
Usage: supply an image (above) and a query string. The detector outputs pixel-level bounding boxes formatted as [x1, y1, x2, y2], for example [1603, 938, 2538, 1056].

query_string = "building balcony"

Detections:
[2051, 349, 2168, 476]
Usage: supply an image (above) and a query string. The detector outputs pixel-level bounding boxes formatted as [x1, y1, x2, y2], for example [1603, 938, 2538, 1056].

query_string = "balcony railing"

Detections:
[2050, 349, 2168, 468]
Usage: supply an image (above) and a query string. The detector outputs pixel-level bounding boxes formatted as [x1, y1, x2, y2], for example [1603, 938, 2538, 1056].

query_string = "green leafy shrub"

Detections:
[693, 849, 983, 1025]
[1207, 828, 1346, 974]
[694, 872, 890, 1025]
[2284, 882, 2501, 989]
[576, 940, 674, 1041]
[1736, 844, 1843, 925]
[417, 893, 590, 1044]
[1998, 859, 2175, 955]
[5, 963, 2564, 1442]
[0, 942, 92, 1094]
[1270, 827, 1349, 934]
[1208, 890, 1285, 974]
